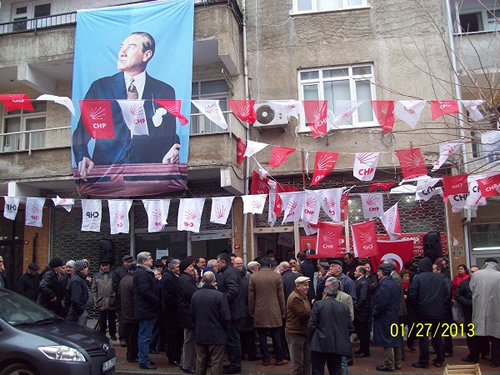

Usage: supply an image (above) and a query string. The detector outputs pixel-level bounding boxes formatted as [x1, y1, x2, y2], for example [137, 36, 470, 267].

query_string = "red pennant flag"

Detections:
[395, 148, 428, 179]
[477, 173, 500, 197]
[0, 94, 34, 112]
[303, 100, 328, 138]
[79, 100, 115, 139]
[237, 137, 246, 165]
[311, 152, 339, 186]
[442, 174, 468, 197]
[251, 171, 270, 195]
[430, 100, 460, 120]
[269, 146, 296, 168]
[340, 192, 349, 221]
[372, 239, 414, 273]
[228, 100, 257, 124]
[155, 100, 189, 125]
[369, 182, 396, 192]
[351, 220, 378, 258]
[274, 193, 283, 216]
[371, 100, 395, 133]
[279, 184, 300, 193]
[316, 221, 344, 258]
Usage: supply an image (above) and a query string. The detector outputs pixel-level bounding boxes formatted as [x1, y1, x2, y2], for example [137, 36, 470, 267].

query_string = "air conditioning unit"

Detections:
[254, 103, 289, 128]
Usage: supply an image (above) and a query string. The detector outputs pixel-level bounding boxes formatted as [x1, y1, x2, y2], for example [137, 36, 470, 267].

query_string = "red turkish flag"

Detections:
[0, 94, 34, 112]
[311, 152, 339, 186]
[369, 182, 396, 192]
[442, 174, 469, 197]
[228, 100, 257, 124]
[237, 137, 246, 165]
[431, 101, 460, 120]
[477, 173, 500, 197]
[372, 239, 414, 273]
[154, 100, 189, 125]
[303, 100, 328, 138]
[352, 220, 378, 258]
[269, 146, 296, 168]
[79, 100, 115, 139]
[396, 148, 428, 179]
[371, 101, 395, 133]
[251, 171, 269, 195]
[315, 221, 345, 258]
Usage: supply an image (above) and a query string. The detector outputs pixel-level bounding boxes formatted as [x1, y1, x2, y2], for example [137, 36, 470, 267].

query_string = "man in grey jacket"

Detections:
[92, 261, 117, 340]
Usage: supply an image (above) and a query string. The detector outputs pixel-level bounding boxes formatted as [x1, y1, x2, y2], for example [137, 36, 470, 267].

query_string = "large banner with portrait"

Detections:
[71, 0, 193, 197]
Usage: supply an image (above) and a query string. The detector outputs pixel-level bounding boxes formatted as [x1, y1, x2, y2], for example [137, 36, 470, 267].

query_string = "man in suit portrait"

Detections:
[73, 31, 181, 180]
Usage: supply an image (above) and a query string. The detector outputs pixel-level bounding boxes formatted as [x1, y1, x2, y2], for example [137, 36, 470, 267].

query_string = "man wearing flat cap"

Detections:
[16, 263, 40, 301]
[286, 276, 312, 375]
[316, 259, 356, 303]
[67, 260, 93, 325]
[39, 257, 64, 315]
[93, 261, 117, 340]
[113, 254, 134, 347]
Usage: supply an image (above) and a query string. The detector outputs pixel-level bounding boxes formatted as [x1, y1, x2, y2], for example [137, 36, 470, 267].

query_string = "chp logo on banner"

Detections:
[318, 188, 343, 222]
[81, 199, 102, 232]
[371, 100, 395, 133]
[465, 178, 487, 209]
[380, 203, 401, 241]
[177, 198, 205, 233]
[192, 100, 228, 130]
[394, 100, 426, 129]
[244, 140, 268, 158]
[117, 100, 148, 136]
[51, 196, 75, 212]
[0, 94, 34, 112]
[353, 152, 380, 182]
[237, 137, 246, 165]
[242, 194, 267, 215]
[360, 193, 384, 219]
[416, 178, 442, 201]
[210, 196, 235, 225]
[303, 221, 318, 236]
[311, 152, 339, 186]
[281, 191, 305, 223]
[3, 197, 20, 220]
[25, 198, 45, 227]
[228, 100, 257, 124]
[315, 221, 344, 258]
[442, 174, 469, 197]
[449, 193, 469, 213]
[251, 171, 270, 195]
[267, 180, 279, 227]
[303, 100, 328, 138]
[430, 100, 459, 120]
[277, 232, 294, 248]
[373, 239, 414, 273]
[301, 190, 321, 224]
[154, 99, 190, 126]
[269, 146, 296, 168]
[477, 173, 500, 197]
[351, 220, 378, 258]
[109, 200, 133, 234]
[432, 140, 464, 172]
[143, 199, 171, 233]
[79, 100, 115, 139]
[395, 148, 428, 180]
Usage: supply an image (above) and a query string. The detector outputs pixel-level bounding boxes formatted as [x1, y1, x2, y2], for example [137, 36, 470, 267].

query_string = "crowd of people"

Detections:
[1, 251, 499, 374]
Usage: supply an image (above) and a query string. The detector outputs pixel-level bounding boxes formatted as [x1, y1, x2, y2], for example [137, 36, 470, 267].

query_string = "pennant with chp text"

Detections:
[177, 198, 206, 233]
[210, 196, 235, 225]
[3, 197, 20, 220]
[353, 152, 380, 182]
[143, 199, 171, 233]
[81, 199, 102, 232]
[360, 193, 384, 219]
[79, 100, 115, 139]
[352, 220, 378, 258]
[25, 198, 45, 228]
[228, 100, 257, 124]
[109, 200, 133, 235]
[311, 152, 339, 186]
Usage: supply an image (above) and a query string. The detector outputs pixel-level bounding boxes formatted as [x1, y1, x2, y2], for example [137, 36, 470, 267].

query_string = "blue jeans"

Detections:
[138, 318, 155, 366]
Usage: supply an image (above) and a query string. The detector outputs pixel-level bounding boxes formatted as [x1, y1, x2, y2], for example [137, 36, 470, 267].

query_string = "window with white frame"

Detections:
[191, 79, 229, 134]
[1, 102, 46, 152]
[12, 2, 51, 32]
[298, 64, 376, 130]
[294, 0, 369, 13]
[457, 8, 499, 33]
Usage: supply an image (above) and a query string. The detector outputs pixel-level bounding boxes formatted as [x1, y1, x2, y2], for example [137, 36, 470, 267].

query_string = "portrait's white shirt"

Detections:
[124, 71, 146, 99]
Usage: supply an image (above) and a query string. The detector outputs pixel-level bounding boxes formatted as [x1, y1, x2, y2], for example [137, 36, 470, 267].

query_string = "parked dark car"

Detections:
[0, 289, 115, 375]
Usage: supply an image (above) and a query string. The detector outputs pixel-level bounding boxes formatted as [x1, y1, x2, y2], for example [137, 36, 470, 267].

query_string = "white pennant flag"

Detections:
[268, 180, 278, 227]
[394, 100, 426, 129]
[302, 220, 318, 235]
[117, 100, 148, 136]
[449, 194, 469, 213]
[461, 100, 484, 122]
[36, 94, 75, 116]
[81, 199, 102, 232]
[353, 152, 380, 181]
[109, 200, 133, 235]
[52, 196, 75, 212]
[25, 198, 45, 227]
[143, 199, 170, 233]
[268, 100, 303, 119]
[331, 100, 364, 127]
[210, 196, 235, 225]
[242, 194, 267, 214]
[380, 203, 401, 241]
[3, 197, 20, 220]
[360, 193, 384, 219]
[432, 140, 464, 171]
[244, 140, 268, 158]
[192, 100, 228, 129]
[415, 178, 443, 201]
[465, 177, 487, 209]
[281, 191, 305, 223]
[301, 190, 321, 224]
[177, 198, 206, 233]
[318, 188, 344, 222]
[254, 158, 269, 179]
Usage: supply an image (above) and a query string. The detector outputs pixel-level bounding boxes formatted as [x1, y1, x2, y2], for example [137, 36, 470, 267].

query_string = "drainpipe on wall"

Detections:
[32, 232, 39, 264]
[130, 205, 135, 257]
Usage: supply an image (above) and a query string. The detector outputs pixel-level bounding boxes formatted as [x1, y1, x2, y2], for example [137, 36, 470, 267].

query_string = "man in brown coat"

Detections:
[286, 276, 312, 375]
[248, 257, 287, 366]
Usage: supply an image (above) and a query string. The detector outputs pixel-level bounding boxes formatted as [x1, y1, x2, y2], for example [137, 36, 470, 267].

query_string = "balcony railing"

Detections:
[0, 126, 71, 155]
[0, 12, 76, 35]
[190, 111, 246, 138]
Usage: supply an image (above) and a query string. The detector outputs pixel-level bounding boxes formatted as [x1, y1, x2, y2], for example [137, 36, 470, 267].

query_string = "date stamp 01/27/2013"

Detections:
[390, 323, 475, 338]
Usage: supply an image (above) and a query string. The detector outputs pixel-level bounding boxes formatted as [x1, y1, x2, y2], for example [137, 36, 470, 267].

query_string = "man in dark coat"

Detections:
[297, 252, 315, 302]
[133, 251, 160, 370]
[237, 265, 257, 361]
[119, 263, 138, 363]
[0, 256, 9, 289]
[316, 260, 356, 303]
[16, 263, 40, 301]
[216, 252, 243, 374]
[191, 271, 231, 375]
[353, 265, 371, 358]
[343, 252, 360, 280]
[113, 254, 134, 347]
[386, 260, 408, 361]
[279, 260, 299, 360]
[177, 259, 199, 374]
[373, 263, 401, 372]
[59, 260, 76, 318]
[67, 260, 93, 325]
[408, 257, 448, 368]
[434, 262, 453, 357]
[161, 259, 183, 366]
[38, 257, 64, 315]
[309, 285, 353, 375]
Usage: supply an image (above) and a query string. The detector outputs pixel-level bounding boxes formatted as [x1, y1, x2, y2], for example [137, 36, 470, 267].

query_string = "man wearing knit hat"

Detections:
[16, 263, 40, 301]
[39, 257, 64, 315]
[59, 260, 76, 318]
[67, 260, 93, 326]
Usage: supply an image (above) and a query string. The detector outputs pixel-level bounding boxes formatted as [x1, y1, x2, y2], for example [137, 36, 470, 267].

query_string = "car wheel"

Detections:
[0, 363, 38, 375]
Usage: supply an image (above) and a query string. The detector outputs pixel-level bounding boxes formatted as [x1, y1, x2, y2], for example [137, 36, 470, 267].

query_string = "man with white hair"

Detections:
[247, 261, 261, 274]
